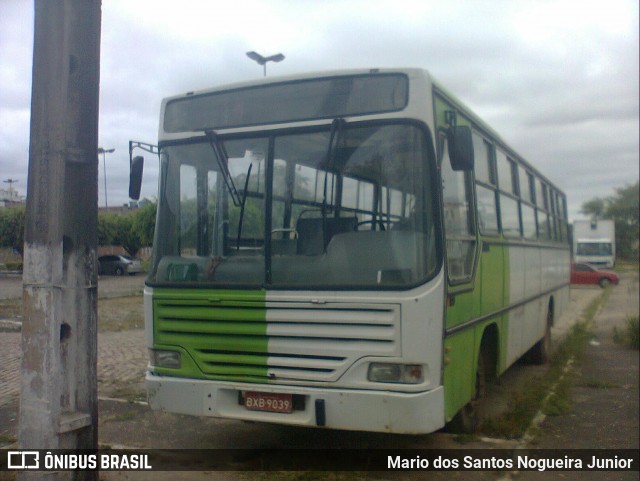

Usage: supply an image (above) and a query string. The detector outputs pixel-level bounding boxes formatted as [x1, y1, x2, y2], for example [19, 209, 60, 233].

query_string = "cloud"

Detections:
[0, 0, 638, 221]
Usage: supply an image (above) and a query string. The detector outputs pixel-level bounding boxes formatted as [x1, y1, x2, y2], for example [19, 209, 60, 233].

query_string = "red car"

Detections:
[571, 262, 619, 288]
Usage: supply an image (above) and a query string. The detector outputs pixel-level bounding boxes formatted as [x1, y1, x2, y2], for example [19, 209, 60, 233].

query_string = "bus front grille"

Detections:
[153, 299, 400, 383]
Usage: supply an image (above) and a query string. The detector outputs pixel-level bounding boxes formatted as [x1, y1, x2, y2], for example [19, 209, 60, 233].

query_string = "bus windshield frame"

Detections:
[149, 119, 441, 290]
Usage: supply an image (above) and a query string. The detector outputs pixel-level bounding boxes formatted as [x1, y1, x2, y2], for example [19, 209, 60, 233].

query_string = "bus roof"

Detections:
[160, 67, 565, 196]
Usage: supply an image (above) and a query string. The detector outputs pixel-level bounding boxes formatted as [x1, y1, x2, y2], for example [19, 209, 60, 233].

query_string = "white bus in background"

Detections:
[573, 219, 615, 268]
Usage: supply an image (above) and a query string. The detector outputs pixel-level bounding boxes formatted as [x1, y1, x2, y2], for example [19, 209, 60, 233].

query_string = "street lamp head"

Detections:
[98, 147, 115, 154]
[246, 51, 266, 65]
[266, 53, 285, 63]
[246, 51, 285, 76]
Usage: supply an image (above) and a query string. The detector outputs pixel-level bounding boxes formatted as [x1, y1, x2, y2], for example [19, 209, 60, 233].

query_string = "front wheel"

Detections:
[448, 348, 490, 433]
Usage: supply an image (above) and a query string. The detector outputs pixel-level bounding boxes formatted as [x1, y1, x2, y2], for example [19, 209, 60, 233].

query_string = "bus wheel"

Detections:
[528, 323, 551, 364]
[527, 305, 553, 365]
[449, 348, 489, 433]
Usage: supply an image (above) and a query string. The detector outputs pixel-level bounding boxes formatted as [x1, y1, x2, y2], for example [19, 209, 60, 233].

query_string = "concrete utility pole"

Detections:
[20, 1, 101, 480]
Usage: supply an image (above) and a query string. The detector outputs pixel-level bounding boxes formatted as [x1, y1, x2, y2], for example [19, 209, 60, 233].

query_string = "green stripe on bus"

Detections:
[443, 241, 510, 420]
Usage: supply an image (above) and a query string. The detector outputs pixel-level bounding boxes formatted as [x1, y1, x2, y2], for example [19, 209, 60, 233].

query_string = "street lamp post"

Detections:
[246, 51, 285, 77]
[3, 178, 19, 199]
[98, 147, 114, 208]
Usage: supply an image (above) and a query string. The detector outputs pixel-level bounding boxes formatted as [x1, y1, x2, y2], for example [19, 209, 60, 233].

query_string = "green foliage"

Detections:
[133, 202, 157, 247]
[615, 316, 639, 350]
[98, 201, 156, 256]
[0, 206, 25, 255]
[628, 316, 640, 350]
[581, 181, 639, 260]
[0, 202, 156, 258]
[97, 211, 121, 246]
[580, 197, 606, 219]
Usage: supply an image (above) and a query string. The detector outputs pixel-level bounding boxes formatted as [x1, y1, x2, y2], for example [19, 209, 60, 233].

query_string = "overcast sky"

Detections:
[1, 0, 638, 221]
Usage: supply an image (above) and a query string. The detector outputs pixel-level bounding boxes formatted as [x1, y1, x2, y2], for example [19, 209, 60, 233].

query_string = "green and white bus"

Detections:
[131, 68, 570, 434]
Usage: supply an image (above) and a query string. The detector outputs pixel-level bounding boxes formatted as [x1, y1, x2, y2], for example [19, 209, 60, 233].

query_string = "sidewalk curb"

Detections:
[0, 318, 21, 332]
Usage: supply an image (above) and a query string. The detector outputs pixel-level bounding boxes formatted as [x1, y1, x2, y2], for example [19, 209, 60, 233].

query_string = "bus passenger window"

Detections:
[476, 184, 499, 235]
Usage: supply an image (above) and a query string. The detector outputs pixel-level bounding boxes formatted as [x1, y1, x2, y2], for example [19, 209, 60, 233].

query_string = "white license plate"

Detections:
[243, 391, 293, 413]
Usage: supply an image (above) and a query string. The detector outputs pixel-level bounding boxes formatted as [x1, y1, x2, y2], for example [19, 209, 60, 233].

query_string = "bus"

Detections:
[130, 68, 570, 434]
[573, 219, 615, 268]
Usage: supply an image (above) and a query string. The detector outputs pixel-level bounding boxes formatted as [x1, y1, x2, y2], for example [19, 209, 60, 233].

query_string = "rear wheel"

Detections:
[115, 266, 124, 276]
[599, 277, 611, 288]
[527, 321, 551, 364]
[527, 303, 553, 364]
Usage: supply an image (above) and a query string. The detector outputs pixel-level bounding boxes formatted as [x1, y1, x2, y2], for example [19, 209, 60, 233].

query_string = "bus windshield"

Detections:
[576, 242, 613, 256]
[150, 121, 439, 289]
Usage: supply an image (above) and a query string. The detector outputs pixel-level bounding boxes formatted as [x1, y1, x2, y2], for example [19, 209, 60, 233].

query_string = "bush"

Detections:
[626, 316, 639, 350]
[613, 316, 639, 350]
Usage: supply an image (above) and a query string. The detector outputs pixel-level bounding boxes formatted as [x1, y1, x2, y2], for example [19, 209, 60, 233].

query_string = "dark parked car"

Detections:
[98, 255, 142, 276]
[570, 262, 619, 288]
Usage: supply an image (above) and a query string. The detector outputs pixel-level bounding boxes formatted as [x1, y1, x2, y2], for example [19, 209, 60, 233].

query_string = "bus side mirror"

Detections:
[447, 126, 474, 171]
[129, 156, 144, 200]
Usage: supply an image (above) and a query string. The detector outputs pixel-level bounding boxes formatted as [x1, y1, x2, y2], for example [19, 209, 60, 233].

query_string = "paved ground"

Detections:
[0, 274, 147, 407]
[0, 274, 598, 419]
[0, 272, 146, 300]
[0, 272, 637, 480]
[510, 271, 639, 481]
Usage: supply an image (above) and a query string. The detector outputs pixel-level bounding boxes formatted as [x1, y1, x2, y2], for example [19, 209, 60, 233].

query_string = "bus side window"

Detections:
[440, 133, 477, 283]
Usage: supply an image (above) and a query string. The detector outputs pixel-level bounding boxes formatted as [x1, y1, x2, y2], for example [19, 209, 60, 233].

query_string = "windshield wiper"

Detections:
[321, 118, 346, 251]
[205, 130, 241, 207]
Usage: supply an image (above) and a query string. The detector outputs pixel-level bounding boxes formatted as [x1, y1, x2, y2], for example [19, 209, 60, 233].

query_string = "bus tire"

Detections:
[527, 304, 553, 365]
[448, 347, 490, 433]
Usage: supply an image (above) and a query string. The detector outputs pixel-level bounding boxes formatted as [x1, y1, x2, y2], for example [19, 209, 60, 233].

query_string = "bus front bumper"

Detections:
[146, 371, 445, 434]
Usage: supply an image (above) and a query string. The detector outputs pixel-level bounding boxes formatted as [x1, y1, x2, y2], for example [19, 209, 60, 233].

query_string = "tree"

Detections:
[97, 211, 121, 246]
[0, 205, 25, 256]
[0, 201, 157, 260]
[580, 198, 606, 219]
[96, 200, 157, 257]
[581, 181, 639, 260]
[132, 201, 157, 247]
[115, 214, 142, 258]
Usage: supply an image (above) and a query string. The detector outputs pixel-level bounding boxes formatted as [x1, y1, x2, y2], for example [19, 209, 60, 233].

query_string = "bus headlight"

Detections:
[367, 363, 424, 384]
[149, 349, 181, 369]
